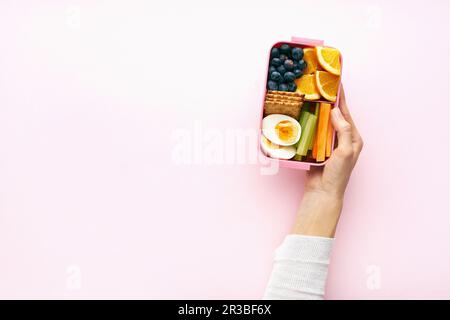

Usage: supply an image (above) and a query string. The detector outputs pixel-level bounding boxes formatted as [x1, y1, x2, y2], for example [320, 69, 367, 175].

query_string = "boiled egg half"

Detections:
[262, 114, 301, 146]
[260, 136, 296, 160]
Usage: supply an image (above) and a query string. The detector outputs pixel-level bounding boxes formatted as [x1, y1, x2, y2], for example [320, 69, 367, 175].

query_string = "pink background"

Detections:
[1, 0, 450, 299]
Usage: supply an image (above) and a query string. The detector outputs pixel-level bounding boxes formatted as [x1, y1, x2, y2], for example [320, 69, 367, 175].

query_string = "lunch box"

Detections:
[259, 36, 343, 170]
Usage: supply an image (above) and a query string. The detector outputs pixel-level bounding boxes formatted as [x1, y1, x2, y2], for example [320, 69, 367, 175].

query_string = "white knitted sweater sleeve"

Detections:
[263, 235, 334, 300]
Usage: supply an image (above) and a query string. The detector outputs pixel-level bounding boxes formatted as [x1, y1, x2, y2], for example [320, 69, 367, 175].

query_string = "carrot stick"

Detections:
[316, 103, 331, 162]
[325, 111, 334, 157]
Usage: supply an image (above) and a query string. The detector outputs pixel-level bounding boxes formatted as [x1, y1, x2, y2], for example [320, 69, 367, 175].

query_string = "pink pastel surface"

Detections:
[0, 0, 450, 299]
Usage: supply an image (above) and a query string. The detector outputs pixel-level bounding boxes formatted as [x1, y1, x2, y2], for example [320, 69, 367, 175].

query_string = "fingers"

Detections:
[338, 84, 363, 155]
[331, 107, 353, 158]
[338, 86, 354, 125]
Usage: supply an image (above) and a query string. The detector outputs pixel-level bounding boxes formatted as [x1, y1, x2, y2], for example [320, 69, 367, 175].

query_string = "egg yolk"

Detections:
[262, 136, 280, 149]
[275, 120, 298, 143]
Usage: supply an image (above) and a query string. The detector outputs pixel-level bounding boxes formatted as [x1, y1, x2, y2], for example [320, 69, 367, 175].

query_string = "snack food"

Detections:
[295, 74, 321, 100]
[315, 71, 340, 102]
[262, 114, 301, 146]
[260, 136, 297, 160]
[264, 90, 304, 119]
[316, 46, 341, 76]
[267, 44, 306, 92]
[262, 40, 341, 166]
[315, 103, 332, 162]
[302, 48, 321, 75]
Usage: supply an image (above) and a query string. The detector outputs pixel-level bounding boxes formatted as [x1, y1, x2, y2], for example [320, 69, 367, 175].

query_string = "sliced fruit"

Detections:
[315, 71, 340, 102]
[302, 48, 320, 74]
[295, 74, 321, 100]
[316, 46, 341, 75]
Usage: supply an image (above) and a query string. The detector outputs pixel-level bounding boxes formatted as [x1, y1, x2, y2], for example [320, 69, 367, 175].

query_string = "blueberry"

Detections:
[298, 59, 307, 70]
[267, 80, 278, 91]
[283, 71, 296, 83]
[284, 59, 295, 71]
[280, 44, 291, 56]
[279, 54, 288, 62]
[271, 58, 282, 67]
[287, 82, 297, 92]
[270, 47, 280, 58]
[292, 47, 304, 61]
[278, 83, 289, 92]
[276, 65, 286, 75]
[269, 66, 277, 74]
[292, 60, 298, 68]
[293, 69, 303, 78]
[270, 71, 283, 83]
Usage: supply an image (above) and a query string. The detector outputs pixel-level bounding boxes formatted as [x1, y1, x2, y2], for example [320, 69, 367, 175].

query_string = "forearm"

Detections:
[264, 191, 342, 300]
[292, 191, 343, 237]
[264, 87, 362, 300]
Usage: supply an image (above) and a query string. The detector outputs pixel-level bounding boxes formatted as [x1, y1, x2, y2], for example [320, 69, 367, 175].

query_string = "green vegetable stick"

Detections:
[293, 111, 310, 149]
[306, 114, 318, 153]
[308, 103, 320, 150]
[296, 114, 317, 156]
[299, 110, 310, 131]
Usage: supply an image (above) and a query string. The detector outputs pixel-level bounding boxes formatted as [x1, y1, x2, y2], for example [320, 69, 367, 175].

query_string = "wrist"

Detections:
[304, 189, 344, 206]
[292, 190, 344, 238]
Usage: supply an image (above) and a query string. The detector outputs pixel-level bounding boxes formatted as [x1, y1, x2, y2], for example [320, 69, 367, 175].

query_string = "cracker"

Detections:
[264, 100, 302, 119]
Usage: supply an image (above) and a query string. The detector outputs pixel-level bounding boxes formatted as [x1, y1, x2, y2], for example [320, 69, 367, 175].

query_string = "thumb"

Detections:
[331, 107, 353, 153]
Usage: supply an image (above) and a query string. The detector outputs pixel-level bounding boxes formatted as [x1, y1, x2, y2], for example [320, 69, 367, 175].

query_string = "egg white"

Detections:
[260, 136, 296, 160]
[262, 114, 301, 146]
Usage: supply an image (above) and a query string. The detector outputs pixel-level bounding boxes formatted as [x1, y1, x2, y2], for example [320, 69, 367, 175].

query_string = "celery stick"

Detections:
[299, 110, 310, 131]
[296, 114, 317, 156]
[293, 154, 302, 161]
[293, 111, 310, 149]
[306, 114, 318, 153]
[314, 103, 320, 116]
[308, 103, 320, 150]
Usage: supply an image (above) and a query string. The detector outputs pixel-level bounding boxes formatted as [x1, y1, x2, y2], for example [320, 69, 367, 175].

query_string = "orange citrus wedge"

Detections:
[316, 46, 341, 76]
[302, 48, 321, 74]
[295, 74, 321, 100]
[315, 71, 340, 102]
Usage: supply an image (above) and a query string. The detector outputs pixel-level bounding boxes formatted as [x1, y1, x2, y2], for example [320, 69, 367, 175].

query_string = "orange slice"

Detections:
[315, 71, 340, 102]
[295, 74, 321, 100]
[302, 48, 321, 74]
[316, 46, 341, 76]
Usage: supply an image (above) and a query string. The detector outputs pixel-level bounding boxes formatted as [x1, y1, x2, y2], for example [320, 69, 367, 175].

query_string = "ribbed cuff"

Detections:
[263, 235, 334, 299]
[275, 235, 334, 264]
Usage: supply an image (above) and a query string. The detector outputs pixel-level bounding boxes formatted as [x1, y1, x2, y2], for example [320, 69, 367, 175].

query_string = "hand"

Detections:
[305, 85, 364, 199]
[293, 85, 363, 237]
